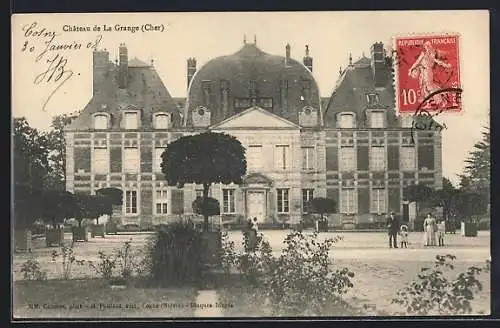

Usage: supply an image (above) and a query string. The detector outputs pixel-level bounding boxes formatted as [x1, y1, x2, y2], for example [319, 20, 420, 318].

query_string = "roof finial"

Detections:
[339, 66, 342, 75]
[305, 45, 310, 57]
[349, 53, 352, 65]
[254, 34, 257, 44]
[151, 58, 154, 67]
[362, 51, 365, 58]
[243, 34, 247, 44]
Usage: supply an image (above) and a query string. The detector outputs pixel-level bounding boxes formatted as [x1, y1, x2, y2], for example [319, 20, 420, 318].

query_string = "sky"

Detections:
[11, 11, 490, 186]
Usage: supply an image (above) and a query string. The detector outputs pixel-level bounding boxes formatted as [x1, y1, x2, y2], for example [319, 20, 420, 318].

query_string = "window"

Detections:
[124, 112, 138, 130]
[258, 98, 273, 109]
[370, 146, 385, 171]
[302, 147, 314, 170]
[366, 93, 380, 105]
[370, 188, 386, 214]
[275, 145, 290, 170]
[123, 147, 140, 173]
[222, 189, 235, 213]
[125, 190, 138, 215]
[339, 113, 355, 128]
[340, 146, 355, 171]
[302, 189, 314, 212]
[234, 98, 251, 109]
[195, 188, 212, 198]
[93, 148, 109, 174]
[94, 114, 108, 129]
[246, 145, 263, 171]
[400, 115, 413, 128]
[400, 147, 416, 171]
[340, 189, 357, 213]
[155, 188, 168, 215]
[155, 114, 169, 129]
[154, 147, 165, 173]
[277, 189, 290, 213]
[370, 111, 385, 128]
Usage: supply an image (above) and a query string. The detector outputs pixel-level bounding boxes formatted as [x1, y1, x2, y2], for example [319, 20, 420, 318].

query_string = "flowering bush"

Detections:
[220, 230, 356, 316]
[20, 256, 47, 281]
[392, 254, 491, 315]
[50, 246, 85, 280]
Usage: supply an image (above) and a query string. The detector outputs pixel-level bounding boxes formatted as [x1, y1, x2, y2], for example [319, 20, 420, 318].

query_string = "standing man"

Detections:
[386, 212, 400, 248]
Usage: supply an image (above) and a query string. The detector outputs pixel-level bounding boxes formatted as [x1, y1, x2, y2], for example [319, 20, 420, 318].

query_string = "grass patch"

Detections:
[13, 278, 198, 318]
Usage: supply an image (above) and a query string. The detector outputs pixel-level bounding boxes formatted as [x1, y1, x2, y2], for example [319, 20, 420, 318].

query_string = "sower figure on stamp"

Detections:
[386, 212, 400, 248]
[408, 41, 453, 107]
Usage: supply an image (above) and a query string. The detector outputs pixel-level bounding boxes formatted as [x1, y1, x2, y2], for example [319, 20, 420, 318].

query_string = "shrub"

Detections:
[145, 221, 205, 286]
[50, 246, 85, 280]
[263, 232, 354, 316]
[392, 254, 491, 315]
[218, 231, 238, 274]
[115, 239, 139, 279]
[220, 230, 355, 316]
[88, 251, 116, 279]
[20, 256, 47, 281]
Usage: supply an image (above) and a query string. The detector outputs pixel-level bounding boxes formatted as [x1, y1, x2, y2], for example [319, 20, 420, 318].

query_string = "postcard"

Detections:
[11, 11, 490, 319]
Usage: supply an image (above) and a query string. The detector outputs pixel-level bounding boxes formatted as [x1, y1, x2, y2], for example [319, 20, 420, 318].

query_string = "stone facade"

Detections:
[65, 40, 442, 229]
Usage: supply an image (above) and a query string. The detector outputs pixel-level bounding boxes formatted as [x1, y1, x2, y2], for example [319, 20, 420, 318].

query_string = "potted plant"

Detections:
[13, 185, 43, 252]
[96, 187, 123, 236]
[41, 190, 78, 247]
[307, 197, 336, 232]
[457, 192, 487, 238]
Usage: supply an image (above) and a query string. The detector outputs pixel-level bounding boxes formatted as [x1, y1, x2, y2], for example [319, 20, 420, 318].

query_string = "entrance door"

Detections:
[247, 191, 266, 223]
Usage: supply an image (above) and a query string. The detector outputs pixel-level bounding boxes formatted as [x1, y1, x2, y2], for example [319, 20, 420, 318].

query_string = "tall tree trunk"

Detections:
[203, 182, 210, 231]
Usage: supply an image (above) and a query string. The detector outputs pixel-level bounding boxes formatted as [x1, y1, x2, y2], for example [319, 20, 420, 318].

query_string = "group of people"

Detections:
[386, 212, 446, 249]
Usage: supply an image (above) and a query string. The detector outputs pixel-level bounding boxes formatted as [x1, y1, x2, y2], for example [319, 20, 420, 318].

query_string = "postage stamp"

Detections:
[393, 33, 462, 115]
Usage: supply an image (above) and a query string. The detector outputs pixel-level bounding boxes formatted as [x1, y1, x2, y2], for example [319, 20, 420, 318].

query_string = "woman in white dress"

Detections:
[423, 213, 436, 246]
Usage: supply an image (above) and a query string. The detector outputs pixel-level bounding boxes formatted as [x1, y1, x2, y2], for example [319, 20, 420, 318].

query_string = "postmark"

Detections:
[393, 33, 462, 115]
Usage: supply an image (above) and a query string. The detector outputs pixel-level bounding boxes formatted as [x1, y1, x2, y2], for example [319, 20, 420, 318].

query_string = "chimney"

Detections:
[118, 43, 128, 89]
[371, 42, 386, 87]
[187, 58, 197, 89]
[303, 45, 313, 72]
[285, 43, 291, 66]
[92, 49, 109, 95]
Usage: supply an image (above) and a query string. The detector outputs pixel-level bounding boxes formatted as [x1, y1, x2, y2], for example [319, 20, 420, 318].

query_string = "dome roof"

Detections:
[185, 42, 321, 126]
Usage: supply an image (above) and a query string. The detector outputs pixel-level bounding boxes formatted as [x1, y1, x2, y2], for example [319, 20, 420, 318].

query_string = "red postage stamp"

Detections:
[394, 33, 462, 115]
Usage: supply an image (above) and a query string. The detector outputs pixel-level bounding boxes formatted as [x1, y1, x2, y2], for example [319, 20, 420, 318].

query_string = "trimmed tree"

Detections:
[403, 183, 434, 218]
[161, 132, 246, 231]
[192, 197, 221, 219]
[41, 190, 79, 246]
[96, 187, 123, 234]
[308, 197, 336, 221]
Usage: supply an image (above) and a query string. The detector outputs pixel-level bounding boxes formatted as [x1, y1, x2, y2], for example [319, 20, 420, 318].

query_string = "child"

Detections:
[437, 220, 446, 247]
[399, 224, 409, 248]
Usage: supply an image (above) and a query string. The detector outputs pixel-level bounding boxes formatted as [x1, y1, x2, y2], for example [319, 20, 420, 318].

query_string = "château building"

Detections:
[65, 38, 442, 229]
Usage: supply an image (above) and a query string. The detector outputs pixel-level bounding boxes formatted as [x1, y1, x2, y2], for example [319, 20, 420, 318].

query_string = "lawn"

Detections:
[13, 279, 198, 318]
[12, 230, 491, 317]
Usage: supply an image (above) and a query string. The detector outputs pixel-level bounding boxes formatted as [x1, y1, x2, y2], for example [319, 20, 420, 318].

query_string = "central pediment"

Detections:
[210, 106, 300, 130]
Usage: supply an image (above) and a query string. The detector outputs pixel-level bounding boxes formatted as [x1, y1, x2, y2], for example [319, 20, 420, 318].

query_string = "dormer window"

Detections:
[366, 93, 379, 105]
[123, 111, 139, 130]
[154, 113, 170, 129]
[370, 111, 385, 128]
[338, 112, 356, 128]
[400, 115, 413, 128]
[93, 113, 109, 130]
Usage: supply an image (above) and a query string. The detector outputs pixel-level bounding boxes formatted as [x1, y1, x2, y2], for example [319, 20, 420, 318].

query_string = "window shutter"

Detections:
[171, 189, 184, 214]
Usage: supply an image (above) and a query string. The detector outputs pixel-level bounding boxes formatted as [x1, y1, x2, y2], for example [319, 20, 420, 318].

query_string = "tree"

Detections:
[431, 178, 459, 222]
[75, 194, 113, 226]
[307, 197, 336, 221]
[45, 112, 79, 190]
[403, 183, 434, 218]
[161, 132, 246, 231]
[13, 118, 52, 230]
[40, 190, 79, 228]
[192, 196, 220, 226]
[456, 192, 488, 224]
[460, 126, 490, 206]
[13, 118, 50, 192]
